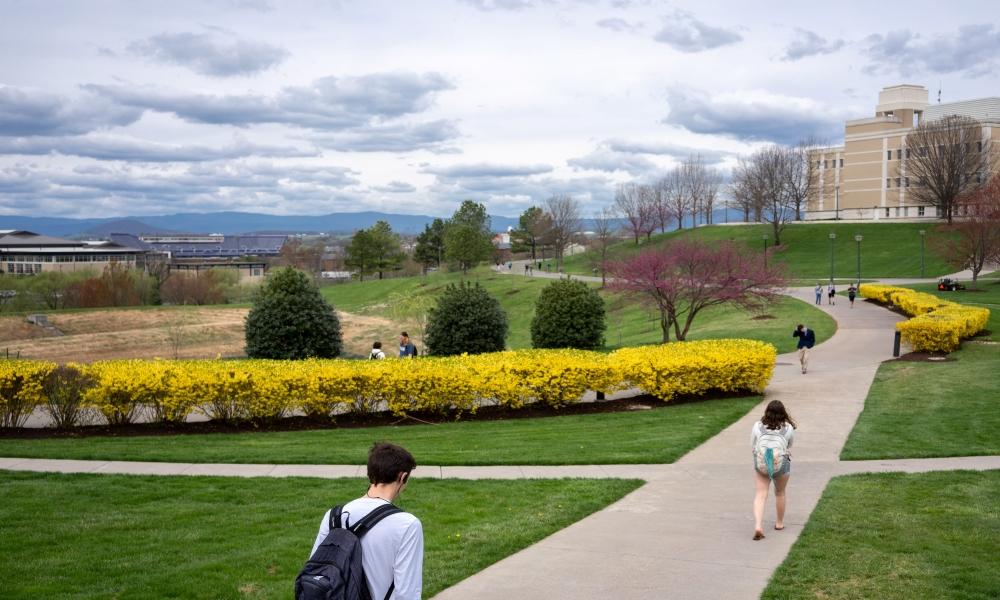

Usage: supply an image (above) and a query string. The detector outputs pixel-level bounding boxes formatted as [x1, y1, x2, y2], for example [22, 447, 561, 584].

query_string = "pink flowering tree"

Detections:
[608, 239, 787, 343]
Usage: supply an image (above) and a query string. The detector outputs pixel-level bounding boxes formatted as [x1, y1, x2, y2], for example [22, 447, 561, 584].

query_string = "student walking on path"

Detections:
[814, 283, 822, 305]
[792, 323, 816, 374]
[827, 283, 836, 305]
[848, 285, 857, 308]
[751, 401, 796, 541]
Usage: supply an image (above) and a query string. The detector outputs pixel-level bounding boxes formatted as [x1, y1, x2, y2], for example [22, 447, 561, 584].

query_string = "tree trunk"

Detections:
[660, 312, 671, 343]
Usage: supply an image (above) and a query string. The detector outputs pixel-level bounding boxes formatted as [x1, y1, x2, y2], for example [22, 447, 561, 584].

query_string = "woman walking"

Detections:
[751, 400, 796, 540]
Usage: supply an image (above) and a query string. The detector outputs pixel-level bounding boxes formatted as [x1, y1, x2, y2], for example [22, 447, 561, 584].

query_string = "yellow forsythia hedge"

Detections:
[0, 339, 776, 427]
[859, 284, 990, 353]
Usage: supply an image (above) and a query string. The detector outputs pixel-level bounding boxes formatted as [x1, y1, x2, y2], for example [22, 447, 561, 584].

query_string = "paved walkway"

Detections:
[2, 278, 997, 599]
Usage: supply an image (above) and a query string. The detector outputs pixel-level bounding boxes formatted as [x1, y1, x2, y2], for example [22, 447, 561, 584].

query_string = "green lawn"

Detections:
[322, 269, 834, 353]
[762, 470, 1000, 600]
[840, 342, 1000, 460]
[0, 471, 641, 599]
[0, 396, 760, 464]
[563, 222, 954, 279]
[904, 279, 1000, 340]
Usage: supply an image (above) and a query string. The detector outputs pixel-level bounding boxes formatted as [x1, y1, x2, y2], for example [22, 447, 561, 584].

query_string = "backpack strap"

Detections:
[330, 505, 344, 530]
[350, 503, 402, 537]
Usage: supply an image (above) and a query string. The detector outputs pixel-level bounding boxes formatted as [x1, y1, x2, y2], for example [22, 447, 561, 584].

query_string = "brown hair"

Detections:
[761, 400, 796, 430]
[367, 442, 417, 484]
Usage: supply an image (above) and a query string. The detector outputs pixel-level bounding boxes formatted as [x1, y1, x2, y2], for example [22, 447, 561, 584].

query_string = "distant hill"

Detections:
[82, 220, 177, 237]
[0, 211, 522, 237]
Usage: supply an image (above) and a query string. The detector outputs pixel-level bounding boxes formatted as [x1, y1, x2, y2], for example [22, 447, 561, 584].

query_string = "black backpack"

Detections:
[295, 503, 402, 600]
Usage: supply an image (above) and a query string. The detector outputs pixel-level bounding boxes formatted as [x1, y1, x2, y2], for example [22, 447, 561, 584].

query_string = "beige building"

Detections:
[0, 230, 142, 276]
[807, 85, 999, 220]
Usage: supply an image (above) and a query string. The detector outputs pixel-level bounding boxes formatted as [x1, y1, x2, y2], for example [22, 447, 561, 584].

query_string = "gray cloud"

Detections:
[568, 146, 657, 175]
[310, 120, 460, 152]
[459, 0, 534, 11]
[782, 28, 845, 61]
[605, 139, 730, 164]
[128, 31, 289, 77]
[84, 72, 454, 131]
[864, 25, 1000, 77]
[0, 86, 142, 136]
[0, 135, 317, 162]
[597, 18, 641, 33]
[653, 11, 741, 52]
[423, 163, 553, 178]
[373, 181, 417, 193]
[662, 88, 842, 145]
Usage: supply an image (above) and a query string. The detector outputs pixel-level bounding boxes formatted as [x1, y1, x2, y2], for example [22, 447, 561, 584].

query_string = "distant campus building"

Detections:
[0, 230, 285, 281]
[0, 230, 141, 275]
[806, 84, 999, 221]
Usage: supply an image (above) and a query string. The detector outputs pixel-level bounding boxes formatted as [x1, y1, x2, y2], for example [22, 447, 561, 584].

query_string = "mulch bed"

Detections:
[890, 351, 955, 363]
[0, 389, 746, 440]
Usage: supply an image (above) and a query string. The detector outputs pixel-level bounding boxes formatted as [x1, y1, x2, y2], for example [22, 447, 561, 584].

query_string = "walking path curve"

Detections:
[2, 276, 997, 599]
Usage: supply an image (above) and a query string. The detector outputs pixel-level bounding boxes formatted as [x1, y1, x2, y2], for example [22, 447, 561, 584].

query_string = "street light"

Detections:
[829, 232, 836, 282]
[835, 185, 840, 221]
[762, 234, 769, 267]
[919, 230, 926, 278]
[854, 234, 863, 282]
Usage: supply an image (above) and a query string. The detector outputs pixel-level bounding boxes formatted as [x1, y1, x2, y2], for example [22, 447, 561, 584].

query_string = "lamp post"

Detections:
[834, 185, 840, 221]
[919, 229, 926, 278]
[762, 233, 769, 268]
[854, 234, 863, 282]
[829, 232, 836, 282]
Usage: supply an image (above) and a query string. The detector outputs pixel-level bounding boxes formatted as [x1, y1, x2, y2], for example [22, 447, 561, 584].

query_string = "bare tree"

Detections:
[651, 178, 673, 233]
[785, 141, 817, 221]
[591, 206, 617, 287]
[702, 167, 723, 224]
[905, 115, 990, 223]
[544, 194, 581, 270]
[663, 166, 690, 230]
[734, 145, 796, 245]
[730, 155, 766, 223]
[615, 183, 652, 244]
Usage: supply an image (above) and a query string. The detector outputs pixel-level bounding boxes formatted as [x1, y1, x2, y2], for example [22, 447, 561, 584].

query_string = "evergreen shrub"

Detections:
[530, 279, 606, 349]
[244, 267, 342, 359]
[425, 281, 507, 355]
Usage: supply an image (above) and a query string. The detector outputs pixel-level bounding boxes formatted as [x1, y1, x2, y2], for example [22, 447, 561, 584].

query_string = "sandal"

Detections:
[753, 530, 765, 541]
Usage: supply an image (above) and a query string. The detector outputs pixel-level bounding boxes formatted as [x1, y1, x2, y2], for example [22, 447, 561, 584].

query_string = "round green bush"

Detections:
[530, 279, 605, 350]
[425, 281, 507, 355]
[244, 267, 342, 359]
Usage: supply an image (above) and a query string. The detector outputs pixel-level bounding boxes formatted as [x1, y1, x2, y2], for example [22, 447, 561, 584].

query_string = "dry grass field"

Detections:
[0, 307, 399, 362]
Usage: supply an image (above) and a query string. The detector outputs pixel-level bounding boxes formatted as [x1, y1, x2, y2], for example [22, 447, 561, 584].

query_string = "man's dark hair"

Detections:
[401, 332, 409, 338]
[372, 341, 382, 349]
[367, 442, 417, 484]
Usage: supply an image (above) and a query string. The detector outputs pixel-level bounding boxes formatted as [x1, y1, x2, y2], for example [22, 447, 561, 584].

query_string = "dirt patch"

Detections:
[0, 307, 399, 362]
[751, 314, 776, 320]
[0, 392, 744, 439]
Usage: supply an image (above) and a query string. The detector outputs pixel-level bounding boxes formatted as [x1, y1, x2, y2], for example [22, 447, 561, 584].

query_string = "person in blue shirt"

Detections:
[399, 332, 417, 358]
[792, 324, 816, 374]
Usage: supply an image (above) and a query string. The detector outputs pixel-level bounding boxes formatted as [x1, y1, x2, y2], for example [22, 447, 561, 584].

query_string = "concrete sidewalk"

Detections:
[2, 284, 996, 599]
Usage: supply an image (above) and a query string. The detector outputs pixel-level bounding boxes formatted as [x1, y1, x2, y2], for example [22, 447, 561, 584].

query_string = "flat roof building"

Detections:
[806, 85, 999, 221]
[0, 230, 143, 276]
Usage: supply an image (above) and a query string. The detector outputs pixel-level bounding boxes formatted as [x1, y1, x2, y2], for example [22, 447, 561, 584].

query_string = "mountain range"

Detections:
[0, 211, 523, 238]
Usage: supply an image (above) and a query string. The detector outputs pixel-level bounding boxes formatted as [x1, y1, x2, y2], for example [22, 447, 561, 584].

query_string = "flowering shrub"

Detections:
[858, 284, 990, 352]
[0, 360, 53, 428]
[9, 339, 777, 427]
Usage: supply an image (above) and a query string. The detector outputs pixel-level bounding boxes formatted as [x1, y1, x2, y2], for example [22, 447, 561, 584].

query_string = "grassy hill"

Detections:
[321, 268, 835, 354]
[563, 222, 955, 279]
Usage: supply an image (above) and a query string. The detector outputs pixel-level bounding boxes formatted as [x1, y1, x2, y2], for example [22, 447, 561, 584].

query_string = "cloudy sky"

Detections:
[1, 0, 997, 219]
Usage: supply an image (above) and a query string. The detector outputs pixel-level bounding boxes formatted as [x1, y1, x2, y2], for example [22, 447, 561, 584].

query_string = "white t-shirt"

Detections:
[310, 497, 423, 600]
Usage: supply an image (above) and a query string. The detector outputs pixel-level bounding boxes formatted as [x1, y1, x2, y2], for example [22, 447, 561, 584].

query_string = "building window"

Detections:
[252, 268, 261, 277]
[896, 177, 901, 188]
[816, 160, 821, 168]
[885, 207, 890, 218]
[905, 148, 911, 159]
[839, 158, 843, 168]
[904, 177, 910, 187]
[887, 150, 892, 160]
[919, 147, 928, 157]
[896, 149, 902, 160]
[977, 141, 983, 153]
[886, 178, 891, 188]
[918, 206, 925, 217]
[895, 207, 901, 217]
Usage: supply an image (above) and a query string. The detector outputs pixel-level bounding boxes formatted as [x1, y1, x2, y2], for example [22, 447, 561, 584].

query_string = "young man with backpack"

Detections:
[297, 443, 423, 600]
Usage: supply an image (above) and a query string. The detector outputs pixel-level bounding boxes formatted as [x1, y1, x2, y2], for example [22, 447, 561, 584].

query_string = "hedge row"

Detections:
[0, 339, 776, 429]
[859, 284, 990, 353]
